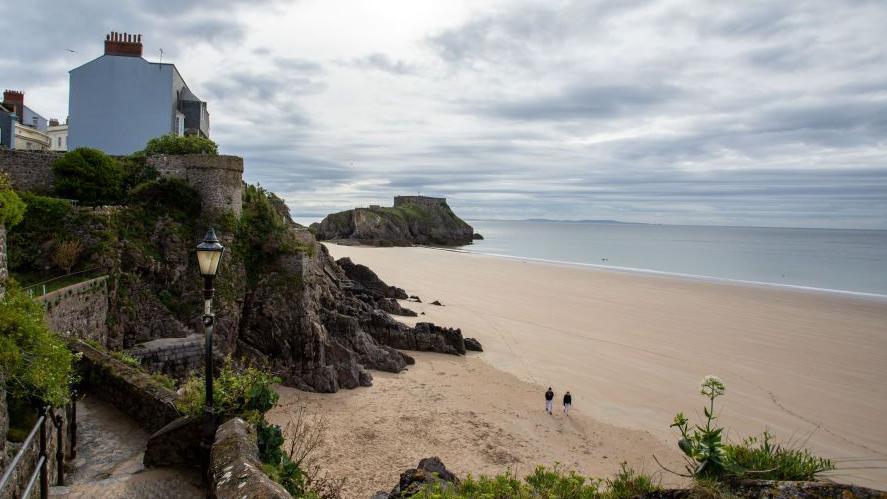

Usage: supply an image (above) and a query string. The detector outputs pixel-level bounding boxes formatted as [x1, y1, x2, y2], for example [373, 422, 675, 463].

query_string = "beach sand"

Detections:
[268, 244, 887, 497]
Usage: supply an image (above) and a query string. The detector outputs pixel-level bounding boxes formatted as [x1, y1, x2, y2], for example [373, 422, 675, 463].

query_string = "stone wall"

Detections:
[0, 150, 245, 217]
[126, 334, 204, 380]
[393, 195, 446, 209]
[71, 340, 180, 432]
[37, 276, 109, 346]
[211, 418, 290, 499]
[0, 149, 60, 193]
[147, 154, 244, 216]
[0, 405, 70, 499]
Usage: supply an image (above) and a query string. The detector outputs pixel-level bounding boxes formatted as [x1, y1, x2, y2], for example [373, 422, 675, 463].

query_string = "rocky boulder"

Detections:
[376, 457, 459, 498]
[464, 337, 483, 352]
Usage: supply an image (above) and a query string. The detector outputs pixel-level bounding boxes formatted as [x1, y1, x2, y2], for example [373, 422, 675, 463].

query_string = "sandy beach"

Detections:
[269, 244, 887, 497]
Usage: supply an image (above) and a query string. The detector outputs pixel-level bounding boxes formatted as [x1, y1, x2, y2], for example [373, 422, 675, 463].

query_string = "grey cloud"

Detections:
[475, 81, 682, 122]
[347, 53, 418, 75]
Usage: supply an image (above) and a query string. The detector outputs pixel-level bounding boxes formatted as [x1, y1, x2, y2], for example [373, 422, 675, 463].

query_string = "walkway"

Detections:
[49, 395, 203, 498]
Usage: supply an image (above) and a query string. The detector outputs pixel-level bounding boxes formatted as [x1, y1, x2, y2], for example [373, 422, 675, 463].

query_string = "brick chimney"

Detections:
[104, 32, 143, 57]
[2, 90, 24, 123]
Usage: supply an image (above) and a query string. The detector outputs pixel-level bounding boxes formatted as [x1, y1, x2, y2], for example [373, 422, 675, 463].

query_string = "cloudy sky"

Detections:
[3, 0, 887, 228]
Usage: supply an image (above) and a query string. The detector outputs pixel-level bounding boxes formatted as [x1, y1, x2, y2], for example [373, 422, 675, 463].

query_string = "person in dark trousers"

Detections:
[563, 391, 572, 415]
[545, 387, 554, 414]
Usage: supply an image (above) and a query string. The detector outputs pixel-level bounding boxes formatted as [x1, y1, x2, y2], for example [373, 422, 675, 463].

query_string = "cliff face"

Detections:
[28, 188, 475, 392]
[311, 197, 475, 246]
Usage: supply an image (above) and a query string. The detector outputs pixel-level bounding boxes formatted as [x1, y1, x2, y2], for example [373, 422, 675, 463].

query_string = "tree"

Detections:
[52, 240, 83, 274]
[52, 148, 124, 205]
[142, 134, 218, 155]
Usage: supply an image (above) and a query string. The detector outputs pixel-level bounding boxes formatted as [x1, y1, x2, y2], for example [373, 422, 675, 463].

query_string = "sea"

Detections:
[465, 220, 887, 298]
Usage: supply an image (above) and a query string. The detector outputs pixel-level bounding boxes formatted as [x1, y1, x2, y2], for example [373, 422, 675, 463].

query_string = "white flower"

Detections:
[700, 375, 725, 397]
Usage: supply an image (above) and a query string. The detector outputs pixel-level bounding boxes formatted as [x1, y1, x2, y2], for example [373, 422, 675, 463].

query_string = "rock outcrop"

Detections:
[375, 457, 459, 498]
[311, 196, 476, 246]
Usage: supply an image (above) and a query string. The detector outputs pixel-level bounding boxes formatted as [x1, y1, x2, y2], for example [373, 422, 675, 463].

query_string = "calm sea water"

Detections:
[466, 221, 887, 297]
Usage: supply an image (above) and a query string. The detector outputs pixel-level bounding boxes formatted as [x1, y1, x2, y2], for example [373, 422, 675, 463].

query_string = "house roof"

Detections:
[69, 54, 204, 103]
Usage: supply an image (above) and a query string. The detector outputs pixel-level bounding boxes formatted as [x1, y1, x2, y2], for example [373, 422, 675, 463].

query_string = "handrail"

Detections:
[21, 268, 102, 295]
[0, 400, 74, 498]
[0, 413, 44, 489]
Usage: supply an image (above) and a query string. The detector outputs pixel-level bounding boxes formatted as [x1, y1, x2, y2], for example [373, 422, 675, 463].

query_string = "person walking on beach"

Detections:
[545, 387, 554, 414]
[563, 391, 572, 415]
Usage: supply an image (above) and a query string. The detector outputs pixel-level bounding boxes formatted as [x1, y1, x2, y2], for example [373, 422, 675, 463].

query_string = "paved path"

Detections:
[49, 395, 204, 498]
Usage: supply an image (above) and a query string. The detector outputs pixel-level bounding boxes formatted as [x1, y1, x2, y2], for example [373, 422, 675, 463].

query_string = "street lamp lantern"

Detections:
[196, 228, 224, 276]
[196, 227, 224, 482]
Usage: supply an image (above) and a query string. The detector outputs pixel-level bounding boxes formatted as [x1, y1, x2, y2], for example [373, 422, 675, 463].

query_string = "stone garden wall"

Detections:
[211, 418, 290, 499]
[0, 150, 60, 193]
[71, 340, 180, 432]
[37, 276, 109, 346]
[126, 334, 204, 380]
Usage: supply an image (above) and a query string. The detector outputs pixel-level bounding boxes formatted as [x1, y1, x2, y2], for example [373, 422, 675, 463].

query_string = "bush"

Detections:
[723, 432, 834, 481]
[415, 463, 657, 498]
[110, 351, 140, 368]
[120, 153, 159, 193]
[142, 134, 218, 156]
[52, 148, 124, 205]
[0, 282, 74, 406]
[0, 174, 25, 226]
[176, 358, 280, 423]
[129, 177, 202, 222]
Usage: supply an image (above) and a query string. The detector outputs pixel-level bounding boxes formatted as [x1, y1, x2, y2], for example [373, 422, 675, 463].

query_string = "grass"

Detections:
[414, 463, 659, 499]
[14, 270, 102, 297]
[723, 432, 835, 481]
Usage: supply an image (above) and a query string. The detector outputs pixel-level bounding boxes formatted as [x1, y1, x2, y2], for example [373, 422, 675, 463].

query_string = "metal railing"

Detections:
[0, 394, 76, 499]
[21, 268, 102, 298]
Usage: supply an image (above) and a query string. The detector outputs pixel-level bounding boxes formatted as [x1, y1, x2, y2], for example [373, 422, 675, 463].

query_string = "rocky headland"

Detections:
[310, 196, 477, 246]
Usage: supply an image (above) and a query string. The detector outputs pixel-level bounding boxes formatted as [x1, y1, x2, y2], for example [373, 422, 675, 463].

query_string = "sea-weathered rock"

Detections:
[383, 457, 459, 498]
[473, 233, 484, 240]
[337, 257, 407, 299]
[464, 337, 483, 352]
[211, 418, 290, 499]
[312, 196, 477, 246]
[431, 300, 443, 306]
[409, 295, 421, 303]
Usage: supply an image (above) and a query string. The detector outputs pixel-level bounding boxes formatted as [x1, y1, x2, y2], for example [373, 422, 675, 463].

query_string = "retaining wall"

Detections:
[147, 154, 243, 216]
[0, 405, 70, 499]
[126, 334, 204, 380]
[211, 418, 290, 498]
[0, 150, 60, 193]
[71, 340, 180, 432]
[0, 150, 244, 216]
[37, 276, 109, 346]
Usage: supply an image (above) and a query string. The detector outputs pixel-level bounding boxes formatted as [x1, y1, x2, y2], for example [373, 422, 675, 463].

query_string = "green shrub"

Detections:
[0, 282, 74, 406]
[723, 432, 834, 481]
[120, 153, 159, 193]
[142, 134, 218, 155]
[0, 174, 25, 226]
[111, 351, 140, 368]
[52, 148, 124, 205]
[177, 358, 280, 423]
[605, 462, 658, 498]
[129, 177, 202, 222]
[414, 464, 658, 499]
[149, 371, 176, 390]
[670, 376, 733, 479]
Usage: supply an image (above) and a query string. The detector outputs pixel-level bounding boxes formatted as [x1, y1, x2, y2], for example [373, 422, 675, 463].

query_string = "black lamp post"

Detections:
[196, 227, 224, 480]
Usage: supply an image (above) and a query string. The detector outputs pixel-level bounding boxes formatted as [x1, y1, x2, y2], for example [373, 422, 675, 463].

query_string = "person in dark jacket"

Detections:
[563, 391, 572, 415]
[545, 387, 554, 414]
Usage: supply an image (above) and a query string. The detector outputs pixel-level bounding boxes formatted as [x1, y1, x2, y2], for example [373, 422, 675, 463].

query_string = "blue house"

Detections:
[68, 32, 210, 155]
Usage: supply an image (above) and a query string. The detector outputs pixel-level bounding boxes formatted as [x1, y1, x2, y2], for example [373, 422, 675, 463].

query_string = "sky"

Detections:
[3, 0, 887, 229]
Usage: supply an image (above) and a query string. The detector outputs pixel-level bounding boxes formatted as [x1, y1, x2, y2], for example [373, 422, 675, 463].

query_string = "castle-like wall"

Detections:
[147, 154, 243, 216]
[0, 225, 7, 299]
[393, 195, 446, 208]
[126, 334, 204, 380]
[0, 149, 60, 193]
[37, 276, 110, 345]
[0, 150, 244, 216]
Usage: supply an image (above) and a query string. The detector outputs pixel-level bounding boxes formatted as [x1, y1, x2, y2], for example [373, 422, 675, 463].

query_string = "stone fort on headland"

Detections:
[393, 195, 447, 209]
[0, 149, 243, 215]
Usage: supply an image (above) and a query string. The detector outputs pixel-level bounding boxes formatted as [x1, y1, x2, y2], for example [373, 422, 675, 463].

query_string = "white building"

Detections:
[47, 119, 68, 151]
[1, 90, 51, 151]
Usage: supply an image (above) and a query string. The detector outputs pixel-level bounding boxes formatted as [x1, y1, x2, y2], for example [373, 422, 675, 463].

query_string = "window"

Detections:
[32, 117, 38, 126]
[57, 137, 62, 147]
[176, 114, 185, 136]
